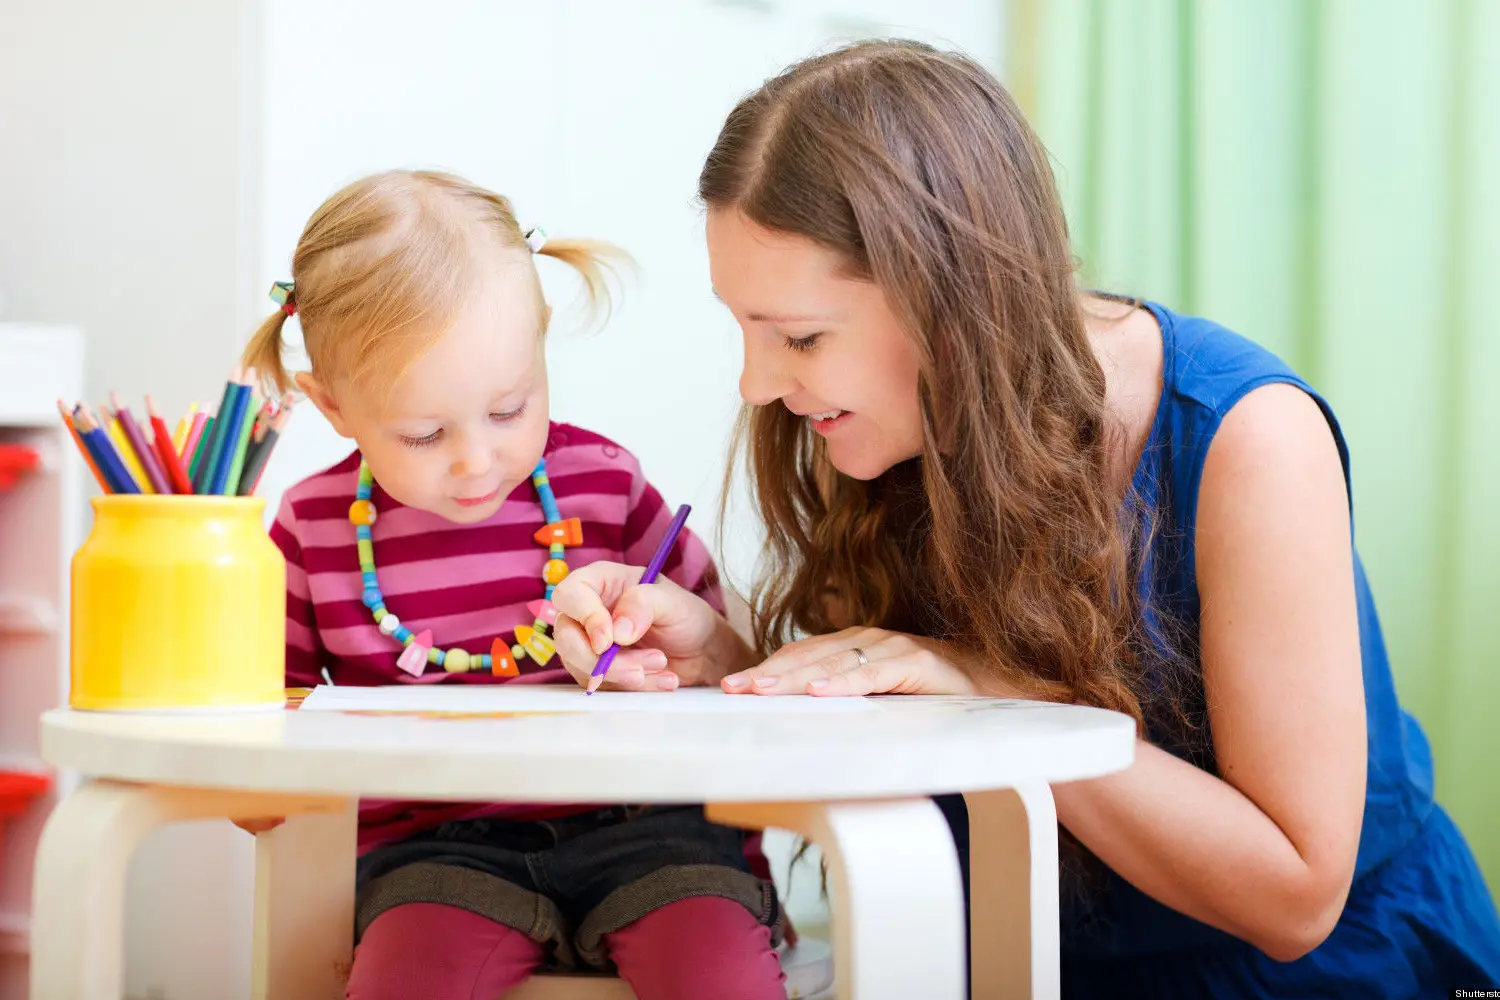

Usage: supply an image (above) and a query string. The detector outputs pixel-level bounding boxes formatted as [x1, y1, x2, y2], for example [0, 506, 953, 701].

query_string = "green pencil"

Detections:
[188, 415, 216, 482]
[222, 397, 261, 496]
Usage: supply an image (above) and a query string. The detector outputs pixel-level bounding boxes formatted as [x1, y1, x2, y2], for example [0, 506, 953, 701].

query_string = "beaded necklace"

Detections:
[350, 457, 581, 678]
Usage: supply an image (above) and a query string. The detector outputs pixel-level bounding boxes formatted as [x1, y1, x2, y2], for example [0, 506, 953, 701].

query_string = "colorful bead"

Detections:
[396, 629, 432, 677]
[357, 457, 568, 678]
[491, 637, 520, 677]
[522, 630, 556, 665]
[534, 518, 583, 547]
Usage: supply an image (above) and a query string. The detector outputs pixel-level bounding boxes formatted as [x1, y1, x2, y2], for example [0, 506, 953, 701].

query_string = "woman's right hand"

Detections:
[552, 561, 749, 691]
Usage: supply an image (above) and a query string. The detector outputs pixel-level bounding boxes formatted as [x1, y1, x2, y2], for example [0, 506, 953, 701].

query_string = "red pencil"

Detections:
[146, 395, 194, 494]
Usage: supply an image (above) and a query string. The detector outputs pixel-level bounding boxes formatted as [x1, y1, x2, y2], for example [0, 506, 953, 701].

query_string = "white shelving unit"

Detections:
[0, 324, 83, 993]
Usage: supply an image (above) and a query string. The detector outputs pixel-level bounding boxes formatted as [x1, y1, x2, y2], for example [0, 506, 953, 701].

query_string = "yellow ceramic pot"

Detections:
[70, 495, 284, 711]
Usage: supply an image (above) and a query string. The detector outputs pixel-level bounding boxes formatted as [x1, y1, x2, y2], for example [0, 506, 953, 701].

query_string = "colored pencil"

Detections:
[193, 372, 241, 493]
[207, 380, 251, 495]
[103, 407, 151, 493]
[238, 400, 290, 496]
[188, 415, 216, 481]
[110, 393, 171, 494]
[221, 392, 261, 496]
[171, 403, 197, 454]
[146, 395, 194, 495]
[74, 405, 139, 494]
[180, 410, 208, 462]
[57, 399, 109, 492]
[586, 503, 692, 693]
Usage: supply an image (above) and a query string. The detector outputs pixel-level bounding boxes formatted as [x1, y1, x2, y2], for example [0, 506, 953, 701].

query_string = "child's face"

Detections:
[706, 209, 924, 481]
[308, 272, 552, 524]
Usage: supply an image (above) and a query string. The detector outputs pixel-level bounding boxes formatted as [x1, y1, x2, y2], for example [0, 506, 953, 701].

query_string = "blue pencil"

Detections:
[74, 405, 139, 494]
[208, 381, 251, 495]
[193, 373, 242, 493]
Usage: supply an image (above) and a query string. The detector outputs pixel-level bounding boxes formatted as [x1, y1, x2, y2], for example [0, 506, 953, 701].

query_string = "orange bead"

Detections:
[348, 499, 377, 526]
[533, 518, 583, 547]
[490, 638, 519, 678]
[543, 559, 570, 585]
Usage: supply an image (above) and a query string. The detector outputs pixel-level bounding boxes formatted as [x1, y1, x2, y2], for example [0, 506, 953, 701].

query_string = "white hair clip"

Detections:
[524, 227, 548, 253]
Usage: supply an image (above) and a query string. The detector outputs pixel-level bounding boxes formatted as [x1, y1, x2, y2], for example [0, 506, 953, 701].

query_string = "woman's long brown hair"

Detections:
[700, 40, 1165, 736]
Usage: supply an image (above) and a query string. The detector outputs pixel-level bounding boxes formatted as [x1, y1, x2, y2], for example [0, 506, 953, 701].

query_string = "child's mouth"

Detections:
[454, 487, 502, 507]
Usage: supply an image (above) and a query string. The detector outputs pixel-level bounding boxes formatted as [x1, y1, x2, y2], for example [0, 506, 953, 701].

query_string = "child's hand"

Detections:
[231, 817, 285, 834]
[553, 561, 743, 691]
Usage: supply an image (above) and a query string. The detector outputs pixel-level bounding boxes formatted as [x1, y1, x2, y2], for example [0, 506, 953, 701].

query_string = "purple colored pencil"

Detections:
[586, 503, 691, 694]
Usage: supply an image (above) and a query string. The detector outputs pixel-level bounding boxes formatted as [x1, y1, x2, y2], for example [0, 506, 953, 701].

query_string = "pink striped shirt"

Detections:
[271, 422, 724, 850]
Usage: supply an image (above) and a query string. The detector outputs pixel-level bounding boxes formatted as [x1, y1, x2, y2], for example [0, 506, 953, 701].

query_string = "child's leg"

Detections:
[345, 902, 544, 1000]
[607, 896, 787, 1000]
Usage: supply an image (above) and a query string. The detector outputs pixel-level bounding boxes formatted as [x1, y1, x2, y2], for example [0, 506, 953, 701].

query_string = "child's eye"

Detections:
[784, 333, 823, 353]
[400, 430, 441, 448]
[491, 403, 528, 423]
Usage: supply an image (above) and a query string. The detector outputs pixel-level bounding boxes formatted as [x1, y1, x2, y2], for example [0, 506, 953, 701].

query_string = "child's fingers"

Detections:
[597, 648, 677, 692]
[552, 562, 645, 654]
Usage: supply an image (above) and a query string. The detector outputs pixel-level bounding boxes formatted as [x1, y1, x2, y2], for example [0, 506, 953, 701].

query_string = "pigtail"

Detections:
[535, 237, 632, 330]
[242, 310, 294, 400]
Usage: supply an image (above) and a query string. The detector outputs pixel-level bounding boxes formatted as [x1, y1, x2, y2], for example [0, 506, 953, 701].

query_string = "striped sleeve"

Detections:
[621, 464, 725, 616]
[270, 493, 327, 687]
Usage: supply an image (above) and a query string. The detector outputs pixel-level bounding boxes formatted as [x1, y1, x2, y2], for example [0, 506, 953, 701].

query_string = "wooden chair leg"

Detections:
[29, 779, 348, 1000]
[964, 783, 1060, 1000]
[252, 799, 358, 1000]
[709, 799, 966, 1000]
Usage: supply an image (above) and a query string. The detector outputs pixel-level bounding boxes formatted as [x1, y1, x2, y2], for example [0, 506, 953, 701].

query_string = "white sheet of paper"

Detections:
[297, 684, 878, 714]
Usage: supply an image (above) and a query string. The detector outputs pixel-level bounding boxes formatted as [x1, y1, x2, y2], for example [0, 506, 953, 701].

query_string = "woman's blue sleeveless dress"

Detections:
[940, 300, 1500, 997]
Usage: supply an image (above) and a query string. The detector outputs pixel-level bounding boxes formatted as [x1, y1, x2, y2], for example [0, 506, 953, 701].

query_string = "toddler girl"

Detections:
[242, 169, 786, 1000]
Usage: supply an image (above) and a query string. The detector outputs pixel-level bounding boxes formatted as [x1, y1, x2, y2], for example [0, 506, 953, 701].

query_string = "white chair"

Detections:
[507, 938, 835, 1000]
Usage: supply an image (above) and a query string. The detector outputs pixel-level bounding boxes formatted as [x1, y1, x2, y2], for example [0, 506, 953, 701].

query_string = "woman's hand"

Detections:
[721, 627, 983, 697]
[552, 561, 753, 691]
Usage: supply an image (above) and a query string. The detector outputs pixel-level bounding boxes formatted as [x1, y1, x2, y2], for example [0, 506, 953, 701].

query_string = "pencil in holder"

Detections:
[70, 495, 285, 711]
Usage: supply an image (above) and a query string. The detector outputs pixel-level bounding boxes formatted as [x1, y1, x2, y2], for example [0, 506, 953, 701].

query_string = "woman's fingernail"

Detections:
[808, 679, 829, 691]
[658, 673, 679, 691]
[613, 617, 635, 643]
[754, 676, 778, 689]
[590, 628, 610, 654]
[723, 675, 749, 689]
[646, 649, 668, 668]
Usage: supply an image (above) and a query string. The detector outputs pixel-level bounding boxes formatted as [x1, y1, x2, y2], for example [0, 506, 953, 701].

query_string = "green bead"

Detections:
[373, 607, 386, 622]
[357, 539, 374, 565]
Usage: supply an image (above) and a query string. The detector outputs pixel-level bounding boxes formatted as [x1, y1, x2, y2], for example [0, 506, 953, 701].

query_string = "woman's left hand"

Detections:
[721, 627, 981, 697]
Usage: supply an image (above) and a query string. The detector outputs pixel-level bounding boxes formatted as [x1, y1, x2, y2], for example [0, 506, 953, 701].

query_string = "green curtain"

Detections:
[1007, 0, 1499, 892]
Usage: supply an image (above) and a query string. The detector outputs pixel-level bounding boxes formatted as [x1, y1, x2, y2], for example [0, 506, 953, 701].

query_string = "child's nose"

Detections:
[451, 437, 493, 479]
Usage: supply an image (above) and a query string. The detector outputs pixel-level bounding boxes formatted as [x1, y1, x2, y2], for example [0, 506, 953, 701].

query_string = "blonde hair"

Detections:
[242, 169, 624, 401]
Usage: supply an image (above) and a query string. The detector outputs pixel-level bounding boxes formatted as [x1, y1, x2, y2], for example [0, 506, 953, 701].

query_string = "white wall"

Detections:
[1, 2, 1002, 995]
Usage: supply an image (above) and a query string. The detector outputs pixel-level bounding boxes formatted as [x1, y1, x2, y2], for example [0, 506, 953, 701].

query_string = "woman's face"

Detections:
[706, 208, 924, 481]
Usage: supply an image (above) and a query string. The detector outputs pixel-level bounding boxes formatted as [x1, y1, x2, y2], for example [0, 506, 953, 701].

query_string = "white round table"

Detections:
[29, 693, 1134, 1000]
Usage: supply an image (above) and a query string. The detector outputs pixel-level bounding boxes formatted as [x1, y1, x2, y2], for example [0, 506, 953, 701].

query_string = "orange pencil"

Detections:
[146, 395, 194, 494]
[57, 399, 109, 492]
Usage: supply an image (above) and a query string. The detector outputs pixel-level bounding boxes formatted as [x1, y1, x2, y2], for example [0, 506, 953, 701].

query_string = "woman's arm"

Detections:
[1051, 383, 1367, 960]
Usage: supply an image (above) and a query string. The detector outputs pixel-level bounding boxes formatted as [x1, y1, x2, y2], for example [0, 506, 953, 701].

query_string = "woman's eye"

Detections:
[400, 430, 441, 448]
[784, 333, 823, 353]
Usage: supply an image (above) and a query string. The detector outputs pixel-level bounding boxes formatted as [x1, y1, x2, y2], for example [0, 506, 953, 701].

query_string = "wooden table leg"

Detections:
[251, 799, 358, 1000]
[964, 782, 1060, 1000]
[29, 779, 349, 1000]
[709, 798, 966, 1000]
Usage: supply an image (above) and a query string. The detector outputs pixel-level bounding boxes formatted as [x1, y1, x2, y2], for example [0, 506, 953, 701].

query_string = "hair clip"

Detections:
[269, 280, 297, 316]
[523, 227, 548, 254]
